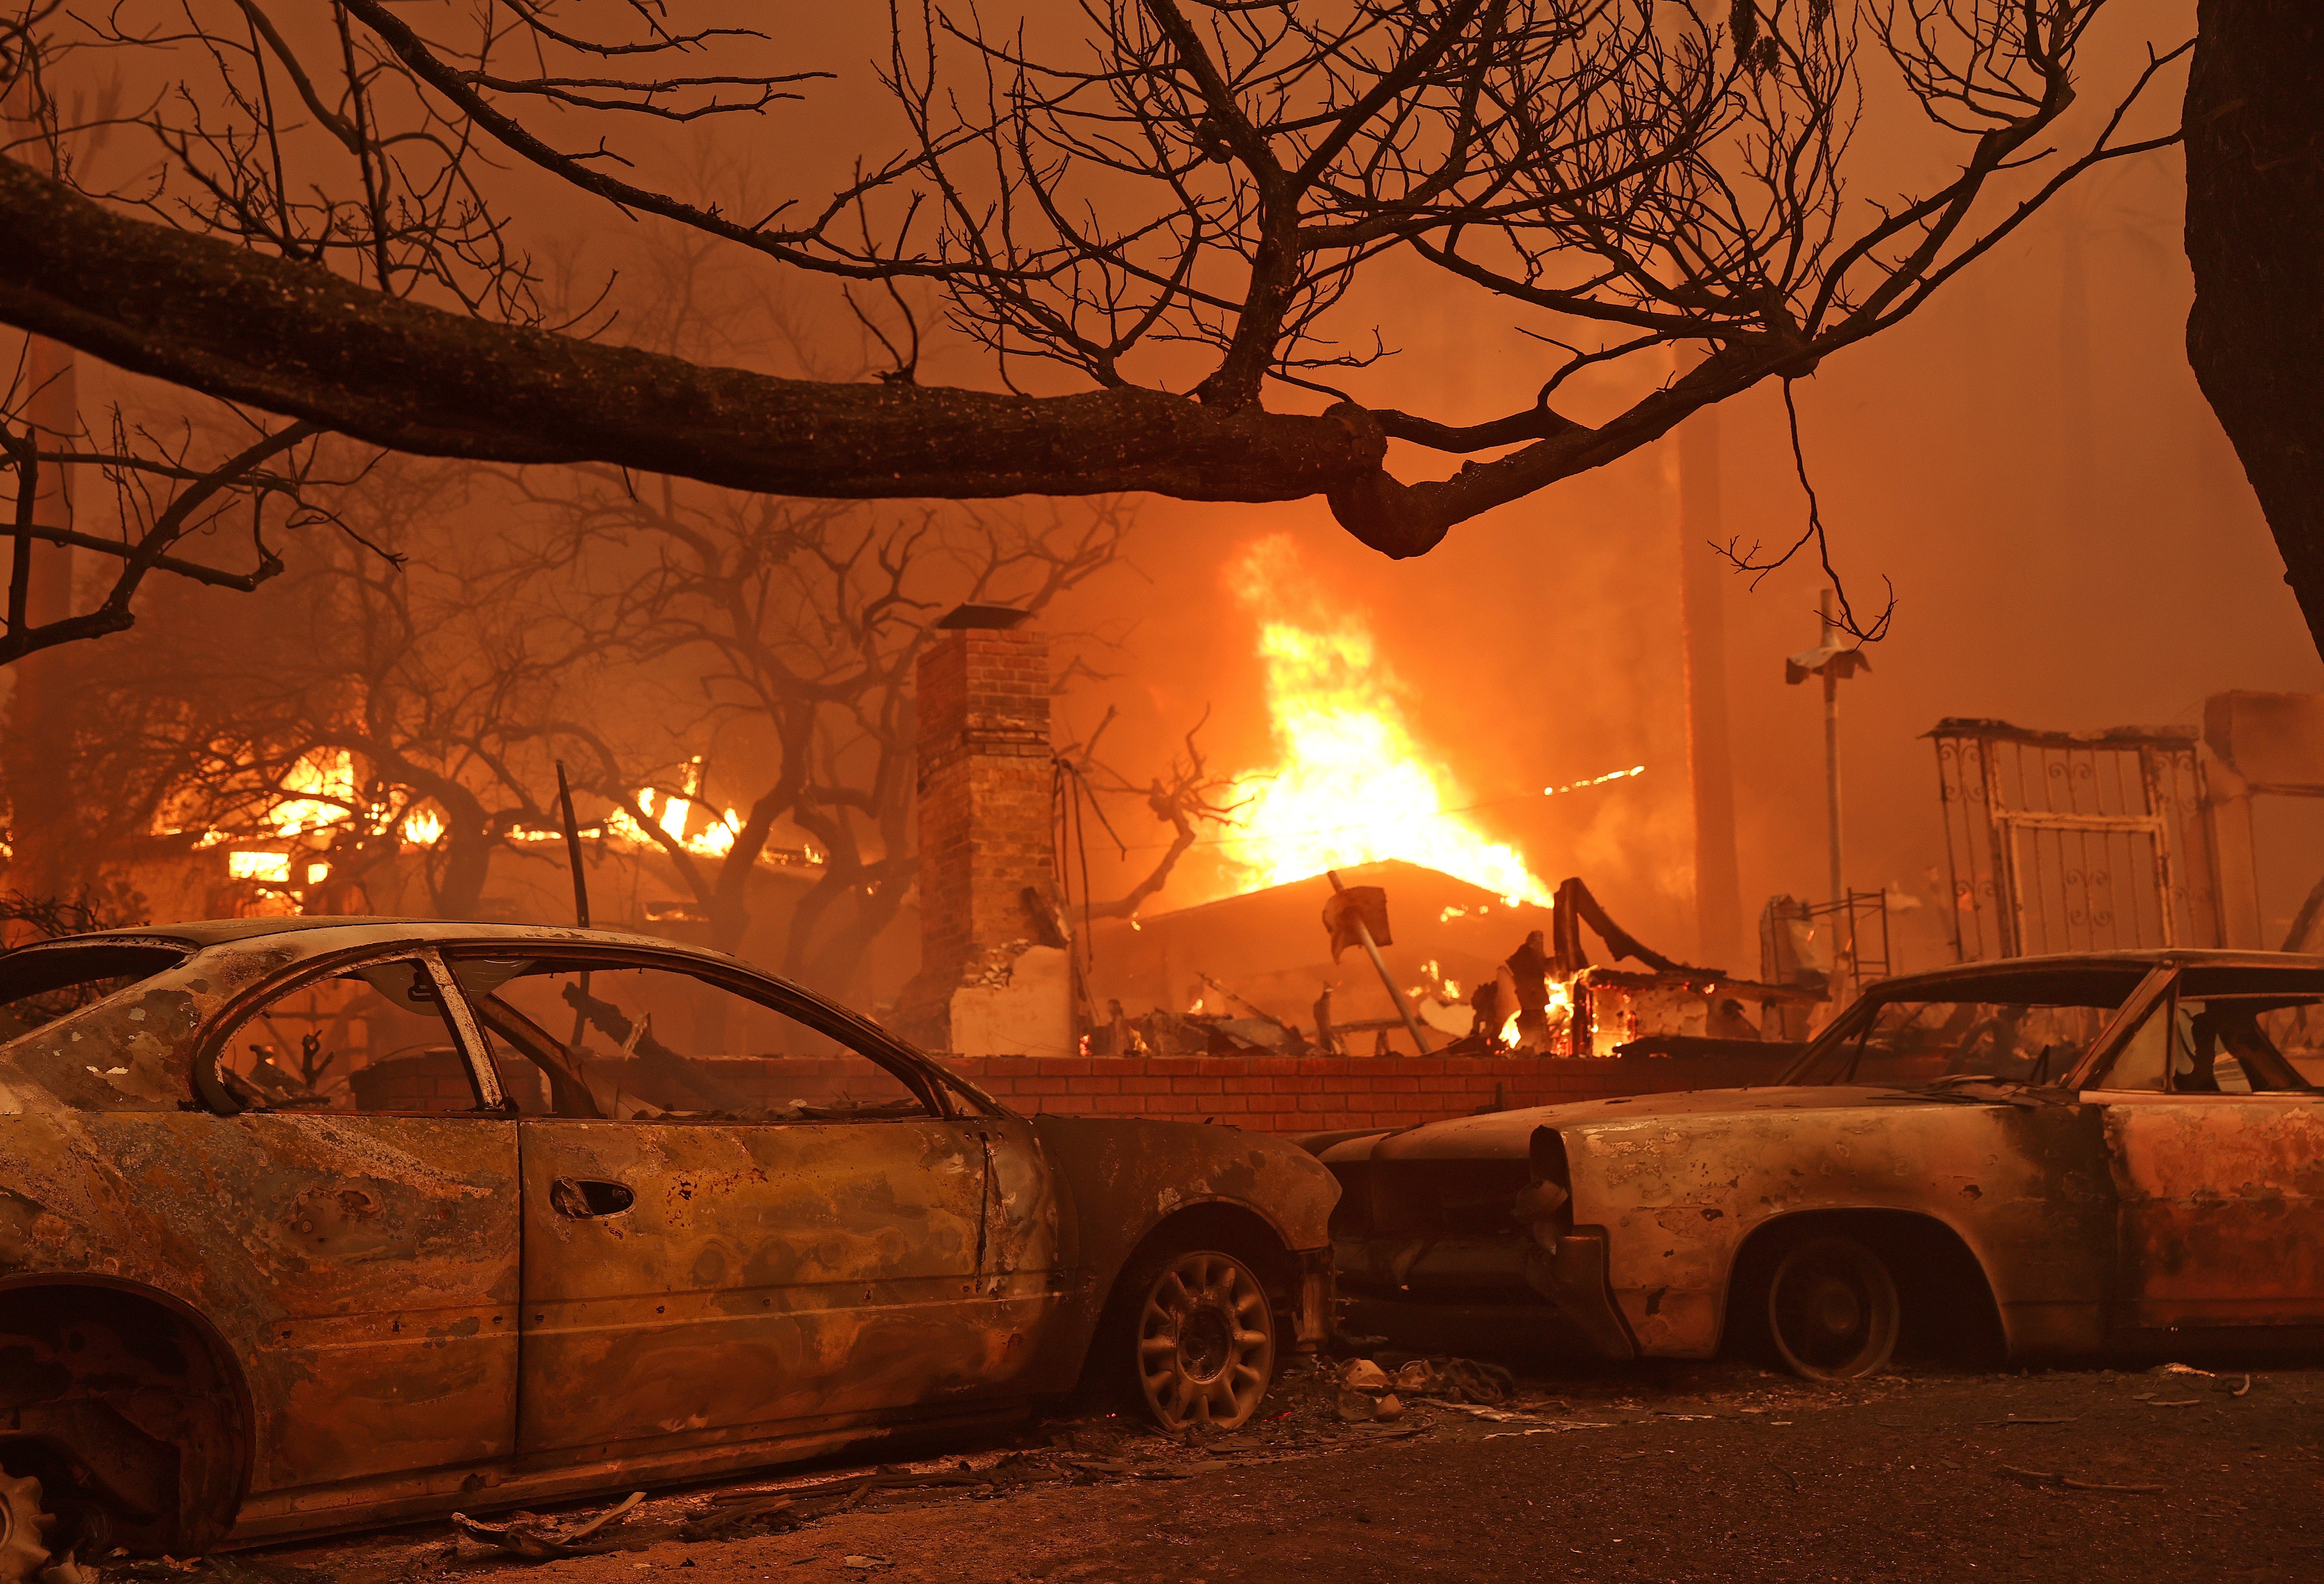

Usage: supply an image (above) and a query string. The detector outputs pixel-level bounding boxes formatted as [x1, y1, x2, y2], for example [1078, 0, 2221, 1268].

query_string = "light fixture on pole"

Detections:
[1784, 589, 1871, 912]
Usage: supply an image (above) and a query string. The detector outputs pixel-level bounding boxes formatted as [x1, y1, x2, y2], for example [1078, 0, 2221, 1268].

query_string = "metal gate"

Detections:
[1931, 720, 2211, 961]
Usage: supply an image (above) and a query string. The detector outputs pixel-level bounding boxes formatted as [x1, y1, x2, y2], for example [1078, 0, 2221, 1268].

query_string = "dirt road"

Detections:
[182, 1357, 2324, 1584]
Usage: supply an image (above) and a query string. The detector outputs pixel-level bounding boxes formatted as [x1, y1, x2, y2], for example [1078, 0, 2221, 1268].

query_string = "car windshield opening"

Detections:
[452, 957, 938, 1122]
[1791, 969, 2148, 1087]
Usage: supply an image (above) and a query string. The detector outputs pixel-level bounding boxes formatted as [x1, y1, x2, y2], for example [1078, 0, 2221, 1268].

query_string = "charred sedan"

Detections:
[0, 919, 1332, 1577]
[1316, 951, 2324, 1380]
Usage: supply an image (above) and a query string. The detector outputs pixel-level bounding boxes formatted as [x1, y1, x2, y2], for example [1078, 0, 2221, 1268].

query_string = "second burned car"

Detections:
[1315, 950, 2324, 1380]
[0, 918, 1333, 1582]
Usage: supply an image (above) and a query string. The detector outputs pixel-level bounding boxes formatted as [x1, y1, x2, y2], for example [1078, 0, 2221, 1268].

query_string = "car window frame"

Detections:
[1783, 964, 2174, 1089]
[2058, 966, 2178, 1093]
[434, 941, 989, 1122]
[192, 944, 508, 1117]
[2081, 980, 2320, 1098]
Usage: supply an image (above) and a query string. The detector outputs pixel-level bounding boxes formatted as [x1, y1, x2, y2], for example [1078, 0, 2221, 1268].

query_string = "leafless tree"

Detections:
[530, 472, 1133, 995]
[0, 2, 2180, 622]
[73, 455, 603, 918]
[1055, 705, 1240, 924]
[0, 355, 348, 662]
[1, 21, 362, 664]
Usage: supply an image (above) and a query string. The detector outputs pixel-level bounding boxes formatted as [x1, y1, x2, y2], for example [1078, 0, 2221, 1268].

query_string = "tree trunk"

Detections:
[1, 337, 80, 900]
[429, 795, 497, 920]
[2185, 0, 2324, 658]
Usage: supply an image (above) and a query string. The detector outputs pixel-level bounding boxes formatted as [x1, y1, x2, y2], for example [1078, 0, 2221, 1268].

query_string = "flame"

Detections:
[404, 807, 444, 846]
[228, 851, 291, 884]
[1217, 538, 1551, 906]
[266, 750, 359, 836]
[1497, 977, 1574, 1052]
[613, 776, 744, 859]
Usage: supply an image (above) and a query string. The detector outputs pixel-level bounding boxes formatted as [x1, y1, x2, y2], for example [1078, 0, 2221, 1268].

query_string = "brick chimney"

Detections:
[898, 606, 1072, 1054]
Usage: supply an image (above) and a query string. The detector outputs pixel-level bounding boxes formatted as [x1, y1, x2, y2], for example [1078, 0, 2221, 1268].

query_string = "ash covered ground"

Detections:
[177, 1352, 2324, 1584]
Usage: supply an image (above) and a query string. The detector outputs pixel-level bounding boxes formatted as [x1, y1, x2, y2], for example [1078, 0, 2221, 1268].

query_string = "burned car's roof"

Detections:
[26, 916, 708, 957]
[1313, 949, 2324, 1164]
[0, 919, 920, 1117]
[1844, 948, 2324, 1000]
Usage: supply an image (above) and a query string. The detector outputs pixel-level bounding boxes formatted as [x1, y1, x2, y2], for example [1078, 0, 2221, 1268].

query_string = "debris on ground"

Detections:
[679, 1470, 998, 1543]
[451, 1492, 644, 1560]
[1999, 1465, 2167, 1495]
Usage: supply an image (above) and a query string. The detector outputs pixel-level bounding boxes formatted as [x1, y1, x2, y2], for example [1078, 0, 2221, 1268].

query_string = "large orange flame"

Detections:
[1217, 537, 1552, 906]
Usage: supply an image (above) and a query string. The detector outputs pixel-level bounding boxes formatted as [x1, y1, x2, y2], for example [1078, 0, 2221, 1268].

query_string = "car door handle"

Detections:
[549, 1177, 636, 1219]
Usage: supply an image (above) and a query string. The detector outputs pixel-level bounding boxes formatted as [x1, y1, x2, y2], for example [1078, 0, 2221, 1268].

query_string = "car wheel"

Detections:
[1131, 1249, 1276, 1431]
[0, 1470, 56, 1584]
[1765, 1235, 1901, 1380]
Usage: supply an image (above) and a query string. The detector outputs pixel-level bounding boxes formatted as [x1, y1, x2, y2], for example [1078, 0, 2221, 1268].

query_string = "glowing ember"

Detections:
[1545, 764, 1645, 797]
[1217, 537, 1552, 906]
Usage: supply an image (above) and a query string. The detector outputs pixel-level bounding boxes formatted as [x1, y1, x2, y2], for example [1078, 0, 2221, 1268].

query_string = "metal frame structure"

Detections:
[1930, 720, 2215, 962]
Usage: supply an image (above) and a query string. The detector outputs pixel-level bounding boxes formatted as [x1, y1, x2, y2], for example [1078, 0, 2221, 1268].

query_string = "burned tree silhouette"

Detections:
[0, 3, 2178, 568]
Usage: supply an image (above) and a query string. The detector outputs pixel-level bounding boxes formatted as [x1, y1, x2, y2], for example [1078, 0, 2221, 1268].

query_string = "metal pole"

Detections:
[1820, 591, 1851, 984]
[1821, 592, 1844, 905]
[555, 760, 591, 929]
[1327, 869, 1435, 1054]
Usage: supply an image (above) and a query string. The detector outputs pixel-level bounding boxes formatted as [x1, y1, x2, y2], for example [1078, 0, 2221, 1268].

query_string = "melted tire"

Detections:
[1766, 1235, 1901, 1381]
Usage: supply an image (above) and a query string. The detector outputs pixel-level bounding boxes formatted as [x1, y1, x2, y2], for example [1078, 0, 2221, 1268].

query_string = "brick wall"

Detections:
[947, 1053, 1793, 1134]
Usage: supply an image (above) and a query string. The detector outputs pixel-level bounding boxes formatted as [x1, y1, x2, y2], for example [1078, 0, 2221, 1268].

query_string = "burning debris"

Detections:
[1090, 871, 1818, 1063]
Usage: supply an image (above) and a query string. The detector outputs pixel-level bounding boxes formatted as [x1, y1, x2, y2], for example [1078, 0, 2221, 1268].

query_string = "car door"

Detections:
[2081, 969, 2324, 1330]
[446, 949, 1060, 1465]
[194, 946, 522, 1500]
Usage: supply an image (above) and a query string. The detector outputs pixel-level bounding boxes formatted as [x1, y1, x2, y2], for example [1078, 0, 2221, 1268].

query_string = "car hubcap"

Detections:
[1768, 1237, 1899, 1380]
[0, 1473, 54, 1584]
[1136, 1251, 1274, 1430]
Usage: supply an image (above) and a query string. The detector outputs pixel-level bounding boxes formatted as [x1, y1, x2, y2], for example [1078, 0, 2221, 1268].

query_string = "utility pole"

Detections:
[1785, 588, 1870, 915]
[1820, 590, 1844, 908]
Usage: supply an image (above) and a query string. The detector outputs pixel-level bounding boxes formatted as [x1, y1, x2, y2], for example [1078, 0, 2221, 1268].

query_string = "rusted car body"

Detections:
[1316, 951, 2324, 1378]
[0, 920, 1333, 1575]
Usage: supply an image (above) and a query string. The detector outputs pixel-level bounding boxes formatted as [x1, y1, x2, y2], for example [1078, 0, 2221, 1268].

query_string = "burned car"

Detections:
[0, 919, 1332, 1579]
[1315, 951, 2324, 1382]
